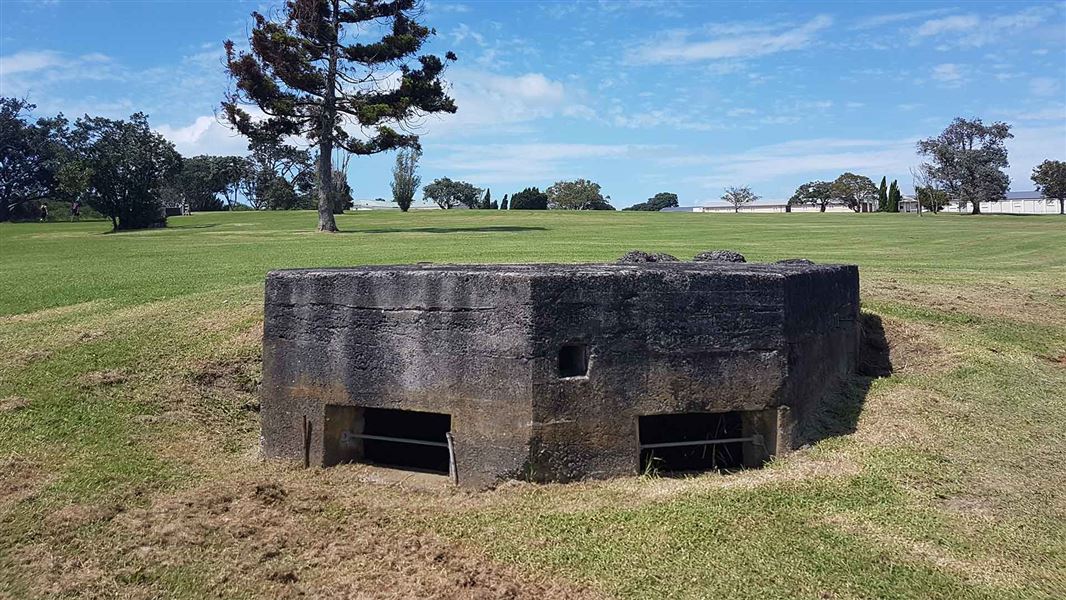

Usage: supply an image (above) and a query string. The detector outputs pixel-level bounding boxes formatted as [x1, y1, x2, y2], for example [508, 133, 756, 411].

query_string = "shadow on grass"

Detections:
[166, 223, 220, 230]
[799, 312, 892, 444]
[356, 226, 549, 235]
[100, 223, 219, 234]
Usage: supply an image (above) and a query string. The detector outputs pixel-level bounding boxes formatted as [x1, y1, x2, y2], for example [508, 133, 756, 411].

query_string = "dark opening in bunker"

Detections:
[351, 407, 451, 474]
[559, 343, 589, 377]
[639, 412, 751, 474]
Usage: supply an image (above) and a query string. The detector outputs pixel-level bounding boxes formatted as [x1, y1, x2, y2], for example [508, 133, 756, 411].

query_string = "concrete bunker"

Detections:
[261, 262, 860, 487]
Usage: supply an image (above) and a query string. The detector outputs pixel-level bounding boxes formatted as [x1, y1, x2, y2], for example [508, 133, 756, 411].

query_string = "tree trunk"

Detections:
[734, 206, 738, 213]
[971, 201, 981, 215]
[317, 138, 338, 232]
[820, 204, 826, 212]
[315, 0, 340, 233]
[1059, 198, 1064, 215]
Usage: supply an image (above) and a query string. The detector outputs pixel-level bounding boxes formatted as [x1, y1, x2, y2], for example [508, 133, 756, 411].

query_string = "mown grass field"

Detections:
[1, 209, 1064, 599]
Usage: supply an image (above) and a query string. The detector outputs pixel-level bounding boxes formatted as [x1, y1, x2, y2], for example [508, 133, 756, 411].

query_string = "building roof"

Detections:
[1005, 190, 1044, 200]
[660, 206, 699, 212]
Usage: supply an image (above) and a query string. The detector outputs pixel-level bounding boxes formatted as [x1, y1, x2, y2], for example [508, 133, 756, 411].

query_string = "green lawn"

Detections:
[1, 210, 1064, 599]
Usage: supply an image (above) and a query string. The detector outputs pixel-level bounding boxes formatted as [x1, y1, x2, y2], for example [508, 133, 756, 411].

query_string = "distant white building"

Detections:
[349, 199, 442, 211]
[898, 191, 1061, 215]
[661, 200, 876, 213]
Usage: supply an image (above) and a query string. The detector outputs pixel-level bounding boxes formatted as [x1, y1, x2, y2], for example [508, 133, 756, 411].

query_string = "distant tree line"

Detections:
[1, 97, 180, 229]
[388, 150, 621, 212]
[1, 97, 357, 228]
[623, 192, 679, 211]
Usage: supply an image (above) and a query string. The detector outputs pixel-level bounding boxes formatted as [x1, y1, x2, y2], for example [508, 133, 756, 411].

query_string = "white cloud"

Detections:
[931, 63, 965, 86]
[913, 7, 1054, 48]
[0, 50, 65, 75]
[425, 143, 653, 184]
[626, 15, 832, 64]
[419, 70, 577, 137]
[154, 115, 249, 156]
[657, 137, 921, 193]
[915, 15, 980, 37]
[450, 23, 485, 46]
[996, 105, 1066, 122]
[1029, 77, 1059, 97]
[1006, 125, 1066, 187]
[0, 50, 119, 88]
[852, 8, 954, 30]
[427, 2, 470, 13]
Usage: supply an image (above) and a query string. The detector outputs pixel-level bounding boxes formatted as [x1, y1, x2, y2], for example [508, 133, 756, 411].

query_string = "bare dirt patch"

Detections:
[76, 369, 128, 388]
[0, 455, 51, 508]
[188, 358, 260, 396]
[27, 477, 603, 599]
[0, 395, 31, 413]
[1043, 353, 1066, 368]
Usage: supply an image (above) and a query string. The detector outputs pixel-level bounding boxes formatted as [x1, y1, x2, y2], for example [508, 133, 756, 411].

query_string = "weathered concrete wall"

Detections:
[261, 263, 859, 487]
[262, 267, 537, 487]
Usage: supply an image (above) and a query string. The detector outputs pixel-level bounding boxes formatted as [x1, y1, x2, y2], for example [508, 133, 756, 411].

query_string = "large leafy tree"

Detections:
[0, 98, 70, 221]
[242, 138, 314, 209]
[721, 185, 759, 213]
[64, 113, 181, 230]
[423, 177, 481, 209]
[1031, 159, 1066, 215]
[509, 187, 547, 210]
[831, 172, 878, 212]
[223, 0, 457, 232]
[623, 191, 678, 211]
[917, 118, 1012, 215]
[390, 147, 420, 212]
[164, 156, 228, 212]
[789, 180, 834, 212]
[915, 186, 950, 213]
[215, 156, 251, 209]
[546, 179, 614, 210]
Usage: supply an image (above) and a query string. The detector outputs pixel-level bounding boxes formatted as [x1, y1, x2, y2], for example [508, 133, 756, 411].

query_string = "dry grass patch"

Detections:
[865, 279, 1066, 327]
[853, 386, 942, 448]
[12, 473, 603, 600]
[881, 318, 960, 376]
[629, 452, 863, 503]
[75, 368, 128, 388]
[823, 513, 1023, 590]
[0, 395, 30, 413]
[0, 301, 105, 325]
[0, 455, 52, 509]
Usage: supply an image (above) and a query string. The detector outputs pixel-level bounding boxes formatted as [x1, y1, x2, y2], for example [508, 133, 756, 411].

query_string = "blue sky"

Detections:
[2, 1, 1064, 207]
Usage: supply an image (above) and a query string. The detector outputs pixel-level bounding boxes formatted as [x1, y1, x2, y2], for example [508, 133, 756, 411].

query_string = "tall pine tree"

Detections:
[223, 0, 457, 232]
[500, 194, 509, 210]
[877, 176, 888, 212]
[887, 180, 900, 212]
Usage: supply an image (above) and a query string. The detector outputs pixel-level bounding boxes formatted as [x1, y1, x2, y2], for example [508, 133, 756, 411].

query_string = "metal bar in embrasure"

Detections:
[346, 433, 449, 448]
[640, 437, 754, 450]
[446, 432, 458, 485]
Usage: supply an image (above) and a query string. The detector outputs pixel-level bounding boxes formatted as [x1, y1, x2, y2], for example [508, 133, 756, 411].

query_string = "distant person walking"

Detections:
[70, 200, 81, 221]
[39, 202, 48, 222]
